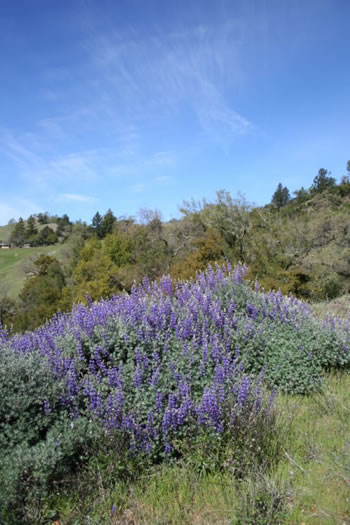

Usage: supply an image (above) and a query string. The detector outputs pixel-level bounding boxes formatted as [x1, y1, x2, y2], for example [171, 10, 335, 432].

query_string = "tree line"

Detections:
[8, 213, 72, 247]
[270, 164, 350, 209]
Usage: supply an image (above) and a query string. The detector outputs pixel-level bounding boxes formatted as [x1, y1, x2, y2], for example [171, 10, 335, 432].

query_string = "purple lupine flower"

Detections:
[2, 262, 286, 457]
[178, 381, 190, 399]
[211, 335, 221, 362]
[198, 387, 222, 432]
[134, 366, 143, 389]
[164, 442, 173, 455]
[246, 303, 260, 320]
[176, 398, 193, 426]
[155, 391, 164, 411]
[160, 275, 173, 296]
[237, 376, 251, 407]
[43, 400, 52, 415]
[150, 366, 160, 387]
[214, 365, 225, 386]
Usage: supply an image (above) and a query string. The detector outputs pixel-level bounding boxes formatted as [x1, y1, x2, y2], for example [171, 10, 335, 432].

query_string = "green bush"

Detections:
[0, 347, 64, 451]
[0, 416, 105, 523]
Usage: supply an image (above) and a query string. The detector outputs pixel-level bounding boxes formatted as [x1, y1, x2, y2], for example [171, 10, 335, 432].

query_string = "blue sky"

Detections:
[1, 0, 349, 225]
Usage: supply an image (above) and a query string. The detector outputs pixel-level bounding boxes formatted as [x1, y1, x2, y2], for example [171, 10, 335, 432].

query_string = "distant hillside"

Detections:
[0, 223, 16, 242]
[0, 221, 59, 241]
[0, 244, 66, 298]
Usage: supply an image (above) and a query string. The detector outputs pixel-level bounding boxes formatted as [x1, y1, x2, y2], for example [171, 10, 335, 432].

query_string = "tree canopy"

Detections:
[271, 183, 290, 209]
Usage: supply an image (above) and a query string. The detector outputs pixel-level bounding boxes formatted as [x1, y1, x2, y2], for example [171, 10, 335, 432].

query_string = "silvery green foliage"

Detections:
[0, 347, 65, 451]
[0, 416, 104, 521]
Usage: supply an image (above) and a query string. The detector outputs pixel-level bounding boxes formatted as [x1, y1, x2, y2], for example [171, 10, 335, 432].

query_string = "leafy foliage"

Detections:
[9, 217, 27, 247]
[310, 168, 337, 194]
[13, 255, 66, 331]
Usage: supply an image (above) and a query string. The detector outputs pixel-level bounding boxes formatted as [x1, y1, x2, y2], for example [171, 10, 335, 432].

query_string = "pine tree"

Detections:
[310, 169, 336, 194]
[271, 183, 290, 209]
[281, 186, 290, 206]
[9, 218, 27, 247]
[101, 209, 116, 237]
[26, 215, 38, 237]
[36, 226, 57, 246]
[37, 212, 50, 224]
[91, 211, 104, 239]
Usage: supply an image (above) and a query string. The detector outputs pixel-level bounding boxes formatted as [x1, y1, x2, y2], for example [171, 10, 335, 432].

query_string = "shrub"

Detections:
[2, 263, 350, 519]
[0, 347, 65, 452]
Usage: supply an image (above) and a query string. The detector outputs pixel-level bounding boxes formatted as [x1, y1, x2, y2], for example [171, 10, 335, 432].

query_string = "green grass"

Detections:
[0, 244, 66, 298]
[282, 373, 350, 524]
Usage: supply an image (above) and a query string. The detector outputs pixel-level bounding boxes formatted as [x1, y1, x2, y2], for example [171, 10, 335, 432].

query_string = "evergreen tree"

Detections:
[26, 215, 38, 237]
[310, 168, 336, 194]
[293, 186, 309, 203]
[281, 186, 290, 206]
[58, 214, 71, 227]
[56, 214, 71, 236]
[37, 212, 50, 224]
[35, 226, 58, 246]
[101, 209, 116, 237]
[91, 211, 104, 238]
[103, 230, 132, 266]
[271, 183, 290, 209]
[9, 218, 27, 246]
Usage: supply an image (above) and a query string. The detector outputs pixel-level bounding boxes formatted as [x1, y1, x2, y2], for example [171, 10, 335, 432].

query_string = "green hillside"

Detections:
[0, 244, 66, 298]
[0, 223, 16, 242]
[0, 221, 58, 242]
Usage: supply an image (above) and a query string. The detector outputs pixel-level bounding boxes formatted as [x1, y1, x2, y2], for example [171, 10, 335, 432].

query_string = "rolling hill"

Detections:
[0, 244, 66, 298]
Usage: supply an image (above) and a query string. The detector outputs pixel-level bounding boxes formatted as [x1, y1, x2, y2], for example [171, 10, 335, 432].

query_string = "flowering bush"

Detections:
[1, 263, 350, 518]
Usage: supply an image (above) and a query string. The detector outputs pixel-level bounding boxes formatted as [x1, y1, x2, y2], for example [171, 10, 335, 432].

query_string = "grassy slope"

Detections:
[0, 223, 16, 242]
[0, 222, 57, 242]
[0, 244, 66, 298]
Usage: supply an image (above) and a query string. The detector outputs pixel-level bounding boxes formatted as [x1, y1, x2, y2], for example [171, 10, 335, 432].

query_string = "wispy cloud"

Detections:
[50, 153, 98, 181]
[0, 130, 45, 176]
[0, 9, 255, 226]
[154, 175, 173, 185]
[88, 20, 253, 148]
[193, 82, 252, 146]
[60, 193, 95, 202]
[129, 183, 145, 193]
[37, 117, 67, 140]
[0, 129, 104, 188]
[145, 151, 176, 168]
